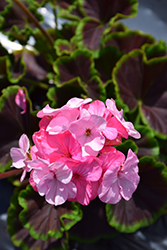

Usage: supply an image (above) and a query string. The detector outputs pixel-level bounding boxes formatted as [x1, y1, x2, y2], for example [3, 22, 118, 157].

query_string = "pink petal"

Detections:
[98, 181, 121, 204]
[20, 169, 27, 182]
[19, 134, 30, 152]
[65, 97, 92, 108]
[106, 98, 123, 118]
[123, 121, 141, 139]
[15, 89, 27, 114]
[50, 161, 72, 184]
[107, 116, 128, 139]
[118, 178, 138, 201]
[48, 132, 83, 161]
[121, 149, 139, 172]
[84, 100, 106, 116]
[38, 172, 54, 196]
[10, 148, 26, 168]
[45, 179, 68, 206]
[37, 104, 59, 118]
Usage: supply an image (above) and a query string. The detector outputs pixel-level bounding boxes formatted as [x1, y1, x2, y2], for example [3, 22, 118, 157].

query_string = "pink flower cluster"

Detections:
[10, 97, 141, 206]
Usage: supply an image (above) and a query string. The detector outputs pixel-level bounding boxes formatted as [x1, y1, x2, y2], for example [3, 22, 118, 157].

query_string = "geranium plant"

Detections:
[0, 0, 167, 249]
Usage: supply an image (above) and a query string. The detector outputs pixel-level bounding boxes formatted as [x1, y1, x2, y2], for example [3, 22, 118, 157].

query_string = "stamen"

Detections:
[85, 128, 91, 136]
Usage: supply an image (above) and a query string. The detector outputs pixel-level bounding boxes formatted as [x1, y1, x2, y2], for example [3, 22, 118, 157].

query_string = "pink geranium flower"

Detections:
[46, 109, 79, 135]
[15, 89, 27, 114]
[47, 131, 82, 162]
[69, 157, 102, 205]
[69, 115, 106, 156]
[98, 149, 140, 204]
[10, 134, 32, 182]
[29, 158, 77, 206]
[106, 99, 141, 139]
[32, 128, 55, 161]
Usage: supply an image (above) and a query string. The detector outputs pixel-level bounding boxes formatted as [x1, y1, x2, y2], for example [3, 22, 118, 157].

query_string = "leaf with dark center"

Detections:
[103, 30, 155, 54]
[47, 80, 88, 108]
[157, 138, 167, 165]
[0, 85, 39, 172]
[113, 49, 167, 138]
[53, 50, 106, 100]
[18, 185, 82, 241]
[56, 0, 84, 21]
[0, 43, 9, 76]
[76, 0, 138, 50]
[86, 75, 106, 101]
[81, 0, 138, 21]
[7, 190, 68, 250]
[53, 50, 97, 85]
[106, 156, 167, 233]
[58, 21, 77, 41]
[95, 46, 123, 83]
[143, 40, 167, 60]
[22, 51, 48, 80]
[6, 53, 26, 83]
[115, 139, 138, 156]
[133, 125, 159, 159]
[69, 197, 119, 243]
[76, 17, 107, 51]
[56, 0, 76, 10]
[0, 0, 43, 44]
[54, 38, 77, 56]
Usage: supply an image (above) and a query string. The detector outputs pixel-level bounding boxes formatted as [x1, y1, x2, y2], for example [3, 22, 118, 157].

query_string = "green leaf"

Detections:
[142, 40, 167, 60]
[47, 80, 88, 108]
[18, 185, 82, 241]
[0, 0, 44, 44]
[69, 197, 119, 243]
[134, 125, 159, 159]
[75, 0, 138, 51]
[115, 139, 138, 155]
[113, 49, 167, 139]
[0, 85, 38, 172]
[7, 188, 68, 250]
[106, 156, 167, 233]
[53, 49, 106, 100]
[103, 30, 155, 54]
[6, 52, 26, 83]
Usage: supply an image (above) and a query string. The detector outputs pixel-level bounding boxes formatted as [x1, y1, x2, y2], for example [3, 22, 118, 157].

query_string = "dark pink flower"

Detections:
[69, 157, 102, 205]
[47, 131, 82, 162]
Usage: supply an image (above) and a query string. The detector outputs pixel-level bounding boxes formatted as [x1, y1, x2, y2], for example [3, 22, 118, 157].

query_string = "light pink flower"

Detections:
[69, 115, 106, 156]
[98, 149, 140, 204]
[81, 101, 118, 141]
[15, 89, 27, 114]
[37, 98, 91, 118]
[10, 134, 32, 182]
[106, 99, 141, 139]
[29, 158, 77, 206]
[65, 97, 92, 108]
[37, 104, 59, 118]
[83, 100, 106, 117]
[46, 109, 79, 135]
[69, 157, 102, 205]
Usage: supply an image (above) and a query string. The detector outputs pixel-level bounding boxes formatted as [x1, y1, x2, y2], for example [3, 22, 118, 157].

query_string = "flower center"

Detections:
[85, 128, 91, 136]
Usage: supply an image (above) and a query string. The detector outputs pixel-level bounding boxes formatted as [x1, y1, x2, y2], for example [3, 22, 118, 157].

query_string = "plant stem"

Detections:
[0, 169, 23, 180]
[12, 0, 54, 47]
